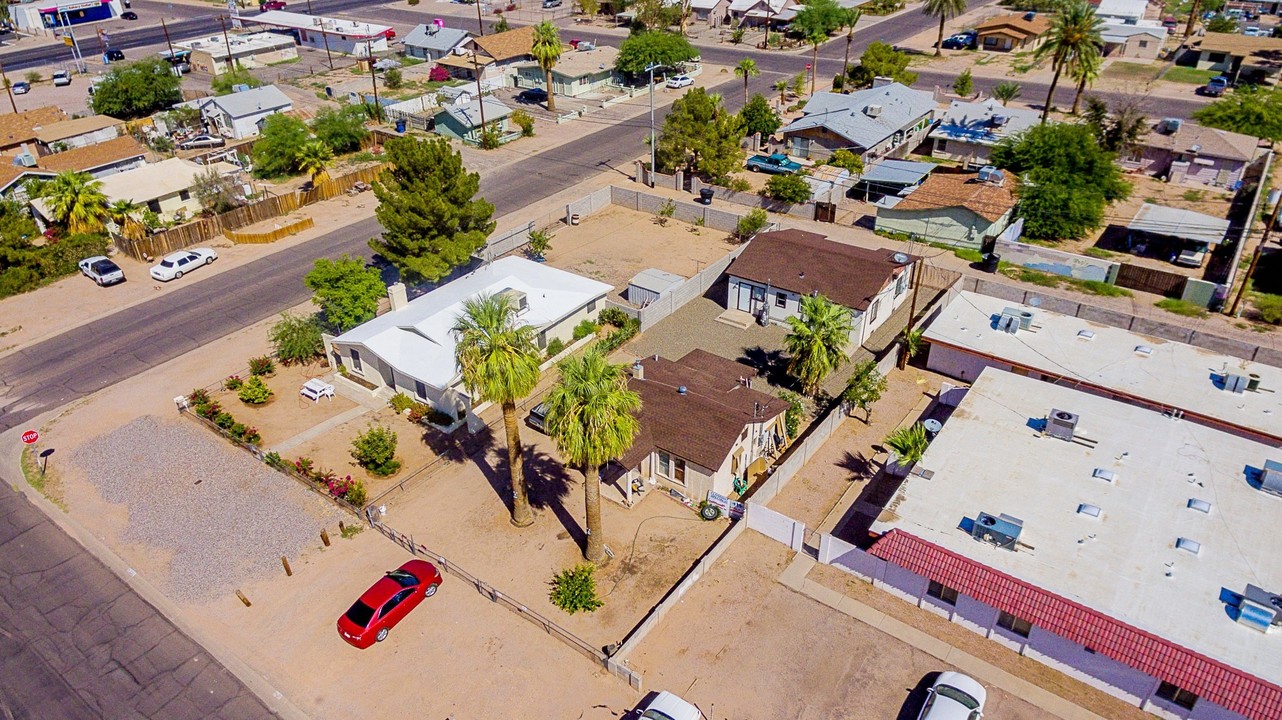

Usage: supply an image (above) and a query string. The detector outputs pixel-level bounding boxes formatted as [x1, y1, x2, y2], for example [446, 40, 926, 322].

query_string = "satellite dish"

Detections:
[1028, 296, 1042, 307]
[892, 252, 909, 264]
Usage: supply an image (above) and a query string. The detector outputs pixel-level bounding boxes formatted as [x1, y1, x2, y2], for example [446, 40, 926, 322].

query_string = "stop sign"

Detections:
[20, 429, 39, 445]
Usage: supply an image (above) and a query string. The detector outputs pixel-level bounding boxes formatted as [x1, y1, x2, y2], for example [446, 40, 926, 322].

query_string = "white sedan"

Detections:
[666, 74, 694, 89]
[918, 672, 987, 720]
[638, 691, 701, 720]
[150, 248, 217, 282]
[78, 255, 125, 286]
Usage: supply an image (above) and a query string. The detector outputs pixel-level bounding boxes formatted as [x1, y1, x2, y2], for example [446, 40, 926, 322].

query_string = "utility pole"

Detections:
[1229, 194, 1281, 316]
[160, 17, 176, 61]
[475, 0, 484, 37]
[367, 37, 380, 112]
[219, 16, 235, 73]
[0, 61, 16, 114]
[646, 62, 659, 188]
[305, 0, 333, 69]
[472, 53, 486, 137]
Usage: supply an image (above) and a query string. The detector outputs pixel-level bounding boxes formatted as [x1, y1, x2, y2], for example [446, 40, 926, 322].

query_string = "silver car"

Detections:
[78, 255, 125, 286]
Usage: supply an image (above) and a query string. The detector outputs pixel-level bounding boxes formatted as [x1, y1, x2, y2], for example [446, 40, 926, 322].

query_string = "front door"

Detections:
[737, 282, 754, 312]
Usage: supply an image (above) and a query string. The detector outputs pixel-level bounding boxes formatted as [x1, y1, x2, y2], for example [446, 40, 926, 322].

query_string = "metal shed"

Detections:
[626, 268, 685, 306]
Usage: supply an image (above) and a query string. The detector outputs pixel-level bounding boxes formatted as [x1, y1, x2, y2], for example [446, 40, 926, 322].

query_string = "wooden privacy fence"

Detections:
[1114, 262, 1189, 297]
[227, 216, 315, 244]
[299, 163, 387, 205]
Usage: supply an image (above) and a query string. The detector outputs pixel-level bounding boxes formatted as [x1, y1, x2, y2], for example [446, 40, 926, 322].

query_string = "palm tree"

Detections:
[804, 27, 827, 96]
[774, 78, 789, 108]
[452, 293, 543, 527]
[1035, 1, 1104, 123]
[296, 140, 334, 185]
[542, 349, 641, 563]
[992, 80, 1021, 106]
[923, 0, 967, 56]
[1183, 0, 1201, 39]
[37, 171, 108, 234]
[531, 21, 562, 113]
[106, 198, 145, 241]
[734, 58, 760, 105]
[842, 9, 863, 81]
[783, 293, 853, 395]
[1069, 43, 1102, 115]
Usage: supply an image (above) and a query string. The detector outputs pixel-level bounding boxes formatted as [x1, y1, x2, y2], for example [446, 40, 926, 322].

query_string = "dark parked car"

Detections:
[105, 48, 124, 62]
[336, 560, 442, 649]
[517, 87, 548, 103]
[120, 10, 138, 19]
[941, 31, 976, 49]
[525, 401, 549, 433]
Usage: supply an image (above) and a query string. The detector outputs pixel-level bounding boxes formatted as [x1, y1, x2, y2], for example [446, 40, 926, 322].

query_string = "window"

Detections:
[657, 451, 671, 477]
[895, 274, 907, 297]
[588, 299, 598, 312]
[996, 611, 1033, 637]
[414, 380, 427, 400]
[146, 199, 162, 213]
[775, 291, 787, 308]
[936, 139, 947, 153]
[1138, 40, 1149, 48]
[1208, 52, 1226, 63]
[926, 580, 959, 606]
[869, 299, 881, 322]
[179, 189, 191, 201]
[1155, 682, 1198, 711]
[350, 349, 363, 372]
[673, 457, 686, 484]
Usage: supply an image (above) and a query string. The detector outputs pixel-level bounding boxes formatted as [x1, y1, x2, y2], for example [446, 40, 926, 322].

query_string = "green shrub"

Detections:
[223, 375, 244, 391]
[383, 68, 403, 89]
[884, 423, 929, 465]
[548, 564, 603, 614]
[511, 109, 536, 137]
[248, 355, 276, 376]
[598, 307, 630, 327]
[546, 337, 566, 358]
[572, 319, 600, 340]
[779, 390, 804, 438]
[229, 422, 247, 440]
[264, 451, 286, 469]
[763, 173, 811, 203]
[1251, 293, 1282, 324]
[527, 229, 551, 257]
[389, 392, 417, 414]
[728, 177, 752, 192]
[243, 426, 262, 445]
[351, 425, 401, 476]
[344, 479, 368, 506]
[214, 411, 236, 429]
[1065, 279, 1131, 297]
[269, 312, 323, 364]
[238, 375, 274, 404]
[1156, 298, 1209, 318]
[595, 316, 640, 353]
[735, 207, 769, 242]
[825, 148, 864, 175]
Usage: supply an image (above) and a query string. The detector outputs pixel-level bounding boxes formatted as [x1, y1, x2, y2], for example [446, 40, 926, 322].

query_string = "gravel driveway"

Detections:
[72, 416, 345, 602]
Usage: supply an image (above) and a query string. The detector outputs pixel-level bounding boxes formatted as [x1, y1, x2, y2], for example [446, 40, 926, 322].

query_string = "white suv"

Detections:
[52, 70, 71, 86]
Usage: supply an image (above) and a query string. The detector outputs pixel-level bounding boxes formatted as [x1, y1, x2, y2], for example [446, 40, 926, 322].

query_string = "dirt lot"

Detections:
[628, 531, 1047, 720]
[204, 361, 361, 448]
[544, 204, 740, 305]
[380, 423, 728, 649]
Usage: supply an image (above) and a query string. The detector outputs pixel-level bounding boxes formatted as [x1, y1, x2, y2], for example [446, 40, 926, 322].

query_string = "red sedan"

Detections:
[337, 559, 442, 649]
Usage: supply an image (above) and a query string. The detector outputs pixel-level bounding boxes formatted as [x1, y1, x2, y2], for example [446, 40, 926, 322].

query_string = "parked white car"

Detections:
[638, 691, 701, 720]
[52, 70, 71, 86]
[666, 74, 694, 89]
[150, 248, 217, 281]
[78, 255, 125, 286]
[918, 672, 987, 720]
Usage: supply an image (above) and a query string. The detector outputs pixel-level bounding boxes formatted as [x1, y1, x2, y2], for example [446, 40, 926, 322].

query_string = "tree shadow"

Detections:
[470, 439, 581, 545]
[832, 464, 911, 549]
[421, 423, 489, 464]
[837, 450, 874, 479]
[738, 345, 792, 388]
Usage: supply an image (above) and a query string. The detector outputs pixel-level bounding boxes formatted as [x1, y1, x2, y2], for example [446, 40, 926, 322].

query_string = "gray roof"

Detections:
[929, 99, 1040, 147]
[210, 85, 292, 118]
[439, 97, 512, 129]
[1127, 203, 1230, 245]
[404, 24, 470, 53]
[1100, 23, 1165, 42]
[782, 84, 937, 150]
[628, 268, 684, 293]
[859, 158, 936, 186]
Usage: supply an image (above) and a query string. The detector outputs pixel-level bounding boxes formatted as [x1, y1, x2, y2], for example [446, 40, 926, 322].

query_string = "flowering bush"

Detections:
[193, 399, 221, 420]
[294, 456, 315, 477]
[326, 475, 367, 505]
[248, 355, 276, 376]
[223, 375, 244, 390]
[188, 388, 210, 405]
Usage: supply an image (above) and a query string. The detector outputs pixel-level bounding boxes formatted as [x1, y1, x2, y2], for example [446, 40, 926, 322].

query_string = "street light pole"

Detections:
[646, 62, 659, 188]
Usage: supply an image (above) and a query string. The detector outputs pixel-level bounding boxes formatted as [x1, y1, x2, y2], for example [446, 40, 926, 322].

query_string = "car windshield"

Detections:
[386, 569, 420, 587]
[935, 685, 980, 710]
[641, 711, 677, 720]
[344, 600, 376, 628]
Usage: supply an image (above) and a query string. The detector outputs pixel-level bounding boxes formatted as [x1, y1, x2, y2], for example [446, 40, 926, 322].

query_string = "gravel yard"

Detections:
[71, 416, 345, 602]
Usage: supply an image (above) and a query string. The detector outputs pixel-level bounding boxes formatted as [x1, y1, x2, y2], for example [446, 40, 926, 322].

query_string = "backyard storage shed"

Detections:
[627, 268, 685, 306]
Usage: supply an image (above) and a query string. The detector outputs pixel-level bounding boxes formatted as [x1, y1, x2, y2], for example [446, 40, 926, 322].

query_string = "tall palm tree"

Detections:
[106, 198, 145, 241]
[1183, 0, 1201, 39]
[542, 349, 641, 563]
[805, 27, 827, 95]
[296, 140, 334, 185]
[1069, 43, 1102, 115]
[1035, 0, 1104, 123]
[734, 58, 759, 105]
[37, 171, 108, 234]
[452, 293, 543, 527]
[842, 9, 863, 81]
[531, 21, 562, 113]
[923, 0, 967, 56]
[784, 293, 853, 396]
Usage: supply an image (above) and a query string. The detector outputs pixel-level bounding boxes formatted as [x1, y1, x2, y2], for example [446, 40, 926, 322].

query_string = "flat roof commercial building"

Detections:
[176, 32, 299, 75]
[240, 11, 391, 56]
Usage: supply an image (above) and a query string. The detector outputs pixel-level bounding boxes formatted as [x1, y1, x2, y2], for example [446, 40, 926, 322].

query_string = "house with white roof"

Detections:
[929, 99, 1039, 167]
[30, 157, 240, 226]
[241, 10, 391, 56]
[866, 368, 1282, 720]
[329, 257, 611, 416]
[403, 24, 471, 61]
[1094, 0, 1150, 24]
[177, 85, 293, 140]
[1100, 23, 1165, 60]
[177, 32, 299, 75]
[781, 81, 937, 164]
[728, 0, 798, 26]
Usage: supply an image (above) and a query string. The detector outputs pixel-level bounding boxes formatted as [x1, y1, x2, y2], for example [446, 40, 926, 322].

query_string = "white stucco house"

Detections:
[329, 257, 611, 418]
[176, 85, 294, 140]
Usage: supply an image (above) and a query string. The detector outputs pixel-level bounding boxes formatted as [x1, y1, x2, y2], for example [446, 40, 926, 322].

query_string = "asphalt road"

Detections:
[0, 482, 279, 720]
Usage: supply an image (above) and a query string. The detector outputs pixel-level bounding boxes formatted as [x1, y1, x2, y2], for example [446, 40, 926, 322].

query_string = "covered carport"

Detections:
[1126, 203, 1230, 268]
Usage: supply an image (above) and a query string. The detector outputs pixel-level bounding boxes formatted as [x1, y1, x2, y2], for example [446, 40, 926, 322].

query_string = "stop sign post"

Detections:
[21, 429, 39, 445]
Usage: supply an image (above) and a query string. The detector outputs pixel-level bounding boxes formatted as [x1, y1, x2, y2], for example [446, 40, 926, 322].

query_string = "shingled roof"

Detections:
[0, 106, 67, 150]
[727, 229, 916, 312]
[870, 530, 1282, 720]
[37, 136, 147, 173]
[892, 172, 1016, 223]
[472, 25, 535, 62]
[619, 350, 783, 472]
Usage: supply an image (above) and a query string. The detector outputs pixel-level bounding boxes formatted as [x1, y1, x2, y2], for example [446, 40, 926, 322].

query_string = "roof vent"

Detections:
[1237, 584, 1282, 633]
[977, 166, 1004, 185]
[632, 359, 643, 381]
[972, 512, 1023, 551]
[1077, 330, 1095, 341]
[1175, 537, 1201, 555]
[1261, 460, 1282, 498]
[1135, 345, 1153, 356]
[1047, 409, 1079, 442]
[677, 385, 687, 395]
[1187, 498, 1212, 513]
[1001, 307, 1034, 330]
[864, 103, 883, 118]
[1077, 503, 1102, 518]
[988, 114, 1008, 128]
[1092, 468, 1116, 483]
[1023, 11, 1036, 20]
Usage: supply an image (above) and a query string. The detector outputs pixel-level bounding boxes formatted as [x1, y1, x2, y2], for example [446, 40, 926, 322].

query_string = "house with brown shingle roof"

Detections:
[33, 115, 123, 154]
[975, 12, 1051, 52]
[0, 136, 150, 201]
[610, 349, 786, 507]
[0, 106, 67, 153]
[724, 229, 918, 347]
[1195, 31, 1282, 80]
[874, 170, 1016, 250]
[442, 25, 536, 81]
[1126, 118, 1264, 189]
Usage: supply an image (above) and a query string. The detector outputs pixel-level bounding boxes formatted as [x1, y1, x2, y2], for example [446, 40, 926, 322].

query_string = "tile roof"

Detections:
[0, 106, 67, 149]
[472, 25, 535, 63]
[33, 115, 122, 143]
[727, 229, 916, 311]
[869, 530, 1282, 720]
[781, 85, 937, 151]
[619, 349, 784, 471]
[1138, 119, 1262, 163]
[974, 13, 1051, 38]
[890, 171, 1016, 223]
[36, 136, 147, 173]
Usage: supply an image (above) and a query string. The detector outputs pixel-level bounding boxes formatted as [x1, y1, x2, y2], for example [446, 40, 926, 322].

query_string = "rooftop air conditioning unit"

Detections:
[989, 114, 1008, 128]
[453, 45, 469, 55]
[1001, 307, 1034, 329]
[14, 152, 36, 167]
[1237, 585, 1282, 633]
[1261, 460, 1282, 499]
[978, 166, 1005, 186]
[997, 314, 1019, 334]
[497, 287, 529, 314]
[1163, 117, 1182, 134]
[1047, 409, 1079, 442]
[972, 512, 1023, 550]
[864, 104, 882, 118]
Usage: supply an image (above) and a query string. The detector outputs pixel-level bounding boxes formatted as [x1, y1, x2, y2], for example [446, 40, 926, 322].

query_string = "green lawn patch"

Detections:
[1162, 66, 1217, 85]
[1103, 62, 1160, 81]
[1156, 297, 1209, 317]
[1066, 278, 1132, 296]
[1082, 247, 1116, 259]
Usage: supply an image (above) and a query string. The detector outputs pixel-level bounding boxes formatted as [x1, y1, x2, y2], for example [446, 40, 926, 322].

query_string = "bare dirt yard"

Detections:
[544, 204, 740, 305]
[203, 361, 361, 449]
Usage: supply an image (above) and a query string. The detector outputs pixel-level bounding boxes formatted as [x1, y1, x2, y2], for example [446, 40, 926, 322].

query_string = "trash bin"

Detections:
[980, 252, 1001, 273]
[395, 118, 406, 133]
[699, 187, 714, 205]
